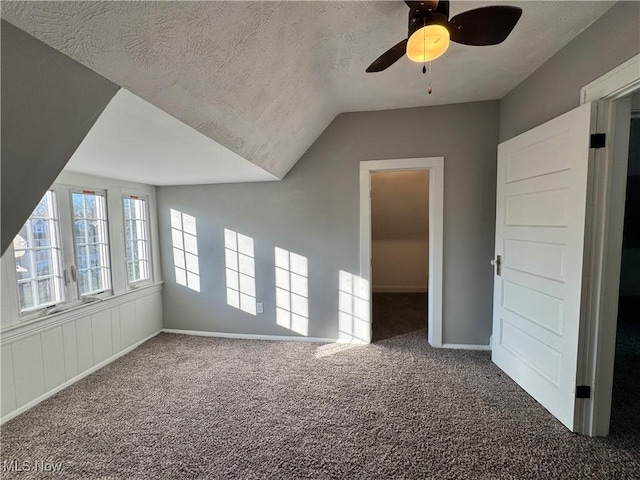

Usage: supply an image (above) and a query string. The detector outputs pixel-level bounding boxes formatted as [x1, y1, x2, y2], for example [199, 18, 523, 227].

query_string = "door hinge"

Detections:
[590, 133, 606, 149]
[576, 385, 591, 399]
[491, 255, 502, 276]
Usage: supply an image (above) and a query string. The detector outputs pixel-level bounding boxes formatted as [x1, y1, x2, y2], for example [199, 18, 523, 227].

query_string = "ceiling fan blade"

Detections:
[449, 6, 522, 46]
[405, 1, 439, 12]
[366, 39, 408, 73]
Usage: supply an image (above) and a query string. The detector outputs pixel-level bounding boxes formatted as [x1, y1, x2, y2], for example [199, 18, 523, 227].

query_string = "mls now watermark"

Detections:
[2, 460, 63, 473]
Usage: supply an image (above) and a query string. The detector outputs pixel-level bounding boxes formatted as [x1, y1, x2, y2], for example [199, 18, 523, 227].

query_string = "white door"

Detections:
[491, 102, 595, 431]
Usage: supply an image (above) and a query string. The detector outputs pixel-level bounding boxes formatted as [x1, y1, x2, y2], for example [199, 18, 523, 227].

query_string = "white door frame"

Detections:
[578, 54, 640, 436]
[359, 157, 444, 347]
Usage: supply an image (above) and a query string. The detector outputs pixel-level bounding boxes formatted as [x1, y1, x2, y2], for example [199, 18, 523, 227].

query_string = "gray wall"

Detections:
[1, 21, 119, 254]
[158, 101, 500, 345]
[499, 1, 640, 142]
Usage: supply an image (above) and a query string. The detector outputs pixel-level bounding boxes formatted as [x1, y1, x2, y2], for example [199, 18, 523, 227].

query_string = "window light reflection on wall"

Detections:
[224, 228, 256, 315]
[275, 247, 309, 336]
[170, 209, 200, 292]
[338, 270, 370, 343]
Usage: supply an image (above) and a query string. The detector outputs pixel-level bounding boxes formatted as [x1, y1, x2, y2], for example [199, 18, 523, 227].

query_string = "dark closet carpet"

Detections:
[610, 315, 640, 437]
[371, 292, 427, 342]
[1, 317, 639, 478]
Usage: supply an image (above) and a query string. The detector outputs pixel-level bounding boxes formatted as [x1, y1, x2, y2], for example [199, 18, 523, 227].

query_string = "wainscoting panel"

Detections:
[76, 316, 94, 373]
[41, 327, 66, 392]
[0, 345, 16, 417]
[92, 310, 113, 365]
[62, 322, 79, 380]
[12, 334, 45, 408]
[0, 284, 163, 424]
[120, 301, 137, 350]
[111, 307, 121, 353]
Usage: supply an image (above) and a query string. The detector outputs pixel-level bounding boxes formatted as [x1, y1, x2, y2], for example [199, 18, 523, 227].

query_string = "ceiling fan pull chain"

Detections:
[428, 61, 433, 94]
[422, 16, 427, 75]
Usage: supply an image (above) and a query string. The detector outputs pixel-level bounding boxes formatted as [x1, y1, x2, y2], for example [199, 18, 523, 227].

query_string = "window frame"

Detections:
[122, 193, 153, 288]
[69, 187, 113, 299]
[13, 190, 66, 315]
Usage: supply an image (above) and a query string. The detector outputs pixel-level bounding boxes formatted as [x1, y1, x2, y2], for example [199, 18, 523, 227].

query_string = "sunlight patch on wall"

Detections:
[338, 270, 370, 343]
[275, 247, 309, 336]
[170, 209, 200, 292]
[225, 228, 256, 315]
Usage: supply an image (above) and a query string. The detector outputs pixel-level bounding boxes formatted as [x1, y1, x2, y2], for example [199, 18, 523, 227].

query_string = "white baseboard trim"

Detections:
[442, 343, 491, 351]
[372, 286, 428, 293]
[0, 330, 161, 426]
[162, 328, 338, 344]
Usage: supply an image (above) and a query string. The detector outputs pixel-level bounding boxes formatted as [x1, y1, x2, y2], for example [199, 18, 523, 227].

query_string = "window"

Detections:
[123, 195, 151, 284]
[13, 191, 65, 312]
[71, 190, 111, 296]
[5, 179, 157, 325]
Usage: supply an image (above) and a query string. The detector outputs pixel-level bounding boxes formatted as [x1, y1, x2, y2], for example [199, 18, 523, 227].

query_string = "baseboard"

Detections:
[442, 343, 491, 351]
[372, 286, 428, 293]
[162, 328, 338, 344]
[0, 330, 161, 426]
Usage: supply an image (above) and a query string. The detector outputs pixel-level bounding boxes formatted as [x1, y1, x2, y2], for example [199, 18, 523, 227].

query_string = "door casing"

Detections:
[578, 53, 640, 436]
[359, 157, 444, 346]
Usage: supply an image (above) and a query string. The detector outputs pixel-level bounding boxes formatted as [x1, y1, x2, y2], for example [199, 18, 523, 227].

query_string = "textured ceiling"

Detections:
[2, 1, 613, 179]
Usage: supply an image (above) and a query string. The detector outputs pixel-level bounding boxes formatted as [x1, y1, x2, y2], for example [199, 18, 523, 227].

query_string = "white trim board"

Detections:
[581, 54, 640, 105]
[1, 283, 163, 345]
[442, 344, 491, 351]
[578, 56, 640, 437]
[161, 329, 359, 344]
[1, 331, 161, 426]
[360, 157, 444, 347]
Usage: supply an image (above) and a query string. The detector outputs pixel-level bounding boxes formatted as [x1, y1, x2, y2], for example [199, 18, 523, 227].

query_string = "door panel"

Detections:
[492, 102, 594, 431]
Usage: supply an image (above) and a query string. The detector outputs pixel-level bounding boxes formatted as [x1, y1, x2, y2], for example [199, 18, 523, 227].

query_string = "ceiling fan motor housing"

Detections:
[409, 12, 450, 37]
[408, 0, 450, 36]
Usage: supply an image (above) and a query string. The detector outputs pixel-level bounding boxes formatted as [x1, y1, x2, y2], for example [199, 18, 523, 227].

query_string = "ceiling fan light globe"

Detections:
[406, 24, 450, 62]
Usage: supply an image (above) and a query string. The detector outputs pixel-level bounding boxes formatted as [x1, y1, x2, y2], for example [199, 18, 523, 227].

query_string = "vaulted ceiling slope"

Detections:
[2, 1, 613, 179]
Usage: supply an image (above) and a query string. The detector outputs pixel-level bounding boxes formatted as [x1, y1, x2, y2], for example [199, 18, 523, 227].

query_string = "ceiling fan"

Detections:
[366, 1, 523, 73]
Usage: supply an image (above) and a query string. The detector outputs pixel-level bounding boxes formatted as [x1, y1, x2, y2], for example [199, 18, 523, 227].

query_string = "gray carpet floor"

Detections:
[1, 323, 639, 478]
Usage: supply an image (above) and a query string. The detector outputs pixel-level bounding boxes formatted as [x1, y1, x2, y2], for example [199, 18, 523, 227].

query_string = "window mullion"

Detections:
[59, 187, 79, 303]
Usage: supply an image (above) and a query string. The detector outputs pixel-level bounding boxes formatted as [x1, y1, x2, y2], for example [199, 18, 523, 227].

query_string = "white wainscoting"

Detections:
[0, 284, 163, 424]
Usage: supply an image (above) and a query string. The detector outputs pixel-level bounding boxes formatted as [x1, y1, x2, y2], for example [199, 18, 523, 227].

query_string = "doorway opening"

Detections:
[610, 94, 640, 435]
[370, 170, 429, 342]
[359, 157, 444, 347]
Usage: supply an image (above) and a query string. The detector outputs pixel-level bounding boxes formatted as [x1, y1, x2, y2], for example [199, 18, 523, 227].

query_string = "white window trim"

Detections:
[69, 187, 114, 299]
[13, 190, 66, 314]
[122, 192, 153, 289]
